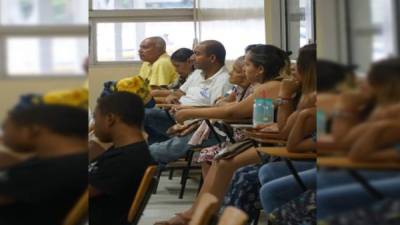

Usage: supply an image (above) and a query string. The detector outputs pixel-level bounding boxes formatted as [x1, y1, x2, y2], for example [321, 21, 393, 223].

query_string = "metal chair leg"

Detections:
[347, 170, 384, 200]
[168, 169, 174, 180]
[284, 159, 307, 191]
[179, 150, 194, 199]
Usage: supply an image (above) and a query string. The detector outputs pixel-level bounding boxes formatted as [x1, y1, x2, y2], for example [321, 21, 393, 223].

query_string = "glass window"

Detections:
[196, 0, 265, 60]
[286, 0, 315, 58]
[0, 0, 87, 25]
[199, 20, 265, 60]
[96, 22, 194, 62]
[7, 37, 88, 76]
[348, 0, 397, 71]
[92, 0, 194, 10]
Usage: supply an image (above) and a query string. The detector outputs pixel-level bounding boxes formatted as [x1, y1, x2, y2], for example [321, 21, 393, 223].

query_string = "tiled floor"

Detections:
[138, 171, 266, 225]
[138, 172, 200, 225]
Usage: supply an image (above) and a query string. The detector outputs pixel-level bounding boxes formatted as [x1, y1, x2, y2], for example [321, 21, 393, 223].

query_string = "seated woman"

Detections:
[156, 44, 309, 225]
[193, 54, 273, 177]
[257, 59, 355, 224]
[0, 88, 88, 225]
[317, 58, 400, 219]
[316, 60, 356, 135]
[259, 107, 317, 217]
[151, 48, 195, 102]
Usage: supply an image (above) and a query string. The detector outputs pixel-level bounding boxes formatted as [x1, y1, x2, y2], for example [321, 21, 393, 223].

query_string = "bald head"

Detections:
[147, 36, 166, 51]
[138, 36, 166, 63]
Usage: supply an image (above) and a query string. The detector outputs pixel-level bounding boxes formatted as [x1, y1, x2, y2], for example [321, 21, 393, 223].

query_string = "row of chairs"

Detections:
[63, 164, 249, 225]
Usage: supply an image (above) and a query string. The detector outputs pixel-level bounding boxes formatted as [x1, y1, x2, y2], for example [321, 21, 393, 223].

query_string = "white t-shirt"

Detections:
[179, 67, 233, 106]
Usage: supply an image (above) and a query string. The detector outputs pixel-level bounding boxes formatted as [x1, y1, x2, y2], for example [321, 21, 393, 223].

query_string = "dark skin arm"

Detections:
[164, 90, 185, 104]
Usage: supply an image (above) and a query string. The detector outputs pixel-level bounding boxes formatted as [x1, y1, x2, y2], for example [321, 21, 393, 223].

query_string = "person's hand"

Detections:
[214, 96, 225, 105]
[169, 105, 192, 115]
[166, 124, 188, 136]
[279, 78, 301, 98]
[297, 92, 316, 109]
[175, 109, 191, 124]
[165, 94, 180, 104]
[178, 122, 201, 136]
[253, 123, 279, 133]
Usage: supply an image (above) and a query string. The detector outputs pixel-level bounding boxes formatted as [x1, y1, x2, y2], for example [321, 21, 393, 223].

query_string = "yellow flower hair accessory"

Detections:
[42, 87, 88, 109]
[115, 76, 151, 103]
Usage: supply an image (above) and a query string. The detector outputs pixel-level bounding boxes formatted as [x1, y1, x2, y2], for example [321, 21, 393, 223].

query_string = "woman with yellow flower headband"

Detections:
[0, 88, 88, 225]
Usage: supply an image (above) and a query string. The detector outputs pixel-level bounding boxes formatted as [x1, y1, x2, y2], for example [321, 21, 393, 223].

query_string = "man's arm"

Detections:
[165, 90, 185, 104]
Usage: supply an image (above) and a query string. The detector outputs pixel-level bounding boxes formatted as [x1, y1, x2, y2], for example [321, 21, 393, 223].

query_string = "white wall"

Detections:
[89, 63, 140, 110]
[0, 78, 85, 121]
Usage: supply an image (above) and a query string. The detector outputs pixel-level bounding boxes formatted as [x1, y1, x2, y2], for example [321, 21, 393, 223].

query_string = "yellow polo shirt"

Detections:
[139, 53, 177, 87]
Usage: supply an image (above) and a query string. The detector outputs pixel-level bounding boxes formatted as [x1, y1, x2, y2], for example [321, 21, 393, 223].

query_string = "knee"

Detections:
[213, 159, 235, 172]
[258, 164, 275, 184]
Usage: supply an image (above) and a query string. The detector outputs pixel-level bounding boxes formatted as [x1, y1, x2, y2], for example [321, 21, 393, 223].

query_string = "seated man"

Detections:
[138, 36, 177, 89]
[89, 92, 154, 225]
[0, 88, 88, 225]
[145, 40, 233, 163]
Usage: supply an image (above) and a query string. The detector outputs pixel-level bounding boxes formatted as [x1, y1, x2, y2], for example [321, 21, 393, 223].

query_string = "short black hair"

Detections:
[171, 48, 194, 62]
[200, 40, 226, 65]
[96, 92, 144, 128]
[317, 60, 353, 92]
[8, 105, 88, 139]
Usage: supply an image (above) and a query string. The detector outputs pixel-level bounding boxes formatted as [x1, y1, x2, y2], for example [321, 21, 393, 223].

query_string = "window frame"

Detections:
[343, 0, 399, 71]
[89, 0, 196, 66]
[281, 0, 316, 59]
[0, 1, 88, 79]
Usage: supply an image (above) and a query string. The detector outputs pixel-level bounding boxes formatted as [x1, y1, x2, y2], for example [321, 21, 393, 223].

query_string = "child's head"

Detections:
[228, 56, 250, 87]
[296, 43, 316, 94]
[94, 92, 144, 143]
[367, 58, 400, 105]
[244, 44, 287, 83]
[3, 104, 88, 153]
[171, 48, 194, 78]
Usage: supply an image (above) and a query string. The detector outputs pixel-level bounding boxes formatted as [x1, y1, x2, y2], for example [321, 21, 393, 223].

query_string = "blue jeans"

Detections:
[317, 170, 400, 219]
[259, 161, 315, 185]
[144, 108, 176, 145]
[258, 161, 316, 212]
[149, 128, 223, 164]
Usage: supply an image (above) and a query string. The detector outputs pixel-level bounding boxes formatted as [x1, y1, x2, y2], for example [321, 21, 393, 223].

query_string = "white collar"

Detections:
[200, 66, 227, 81]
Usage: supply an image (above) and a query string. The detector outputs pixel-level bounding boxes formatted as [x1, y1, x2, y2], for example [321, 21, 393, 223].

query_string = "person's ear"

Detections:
[105, 114, 117, 128]
[257, 65, 265, 77]
[27, 124, 41, 138]
[209, 55, 216, 63]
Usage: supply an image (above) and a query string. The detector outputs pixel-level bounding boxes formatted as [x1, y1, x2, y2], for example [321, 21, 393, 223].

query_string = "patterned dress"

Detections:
[195, 84, 255, 163]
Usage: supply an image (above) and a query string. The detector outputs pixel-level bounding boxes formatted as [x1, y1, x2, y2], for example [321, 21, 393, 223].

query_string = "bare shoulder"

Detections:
[254, 81, 281, 98]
